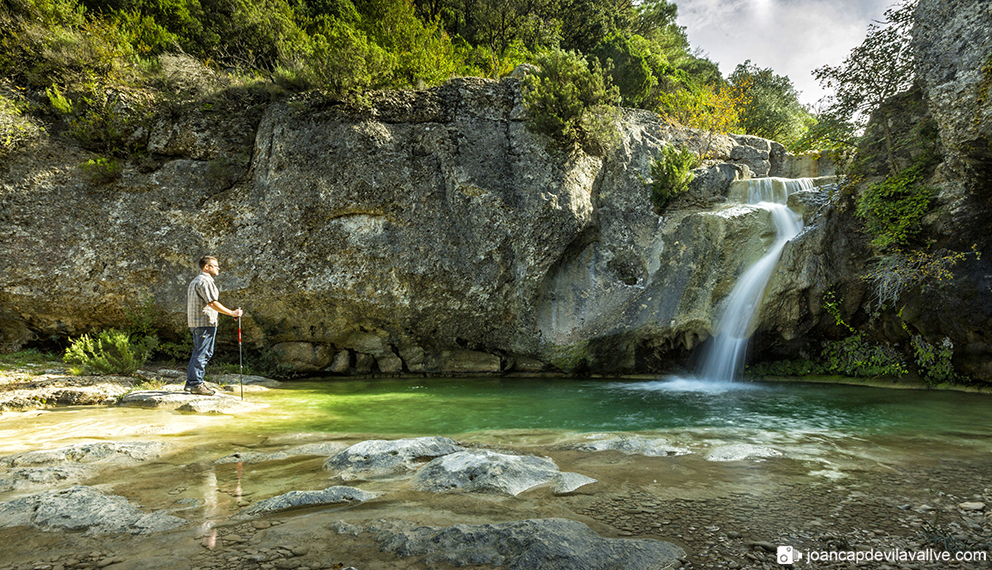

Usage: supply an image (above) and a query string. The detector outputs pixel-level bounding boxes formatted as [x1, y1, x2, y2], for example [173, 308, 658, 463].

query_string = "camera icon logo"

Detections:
[777, 545, 798, 565]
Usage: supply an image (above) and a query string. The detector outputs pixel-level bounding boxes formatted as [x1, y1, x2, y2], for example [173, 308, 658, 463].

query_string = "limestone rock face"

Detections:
[0, 77, 890, 375]
[913, 0, 992, 181]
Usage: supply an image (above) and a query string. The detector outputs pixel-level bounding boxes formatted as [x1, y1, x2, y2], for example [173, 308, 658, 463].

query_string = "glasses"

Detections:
[207, 264, 219, 269]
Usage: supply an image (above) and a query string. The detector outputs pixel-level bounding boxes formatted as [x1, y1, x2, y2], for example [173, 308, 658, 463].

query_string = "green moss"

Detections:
[545, 342, 589, 373]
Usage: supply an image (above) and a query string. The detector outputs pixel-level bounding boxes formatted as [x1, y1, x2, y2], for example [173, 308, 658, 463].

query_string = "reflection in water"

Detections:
[200, 468, 219, 548]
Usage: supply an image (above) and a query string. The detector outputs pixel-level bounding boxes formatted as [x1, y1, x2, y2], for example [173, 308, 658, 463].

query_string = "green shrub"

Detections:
[855, 156, 936, 249]
[46, 84, 73, 114]
[159, 329, 194, 362]
[0, 93, 43, 154]
[648, 143, 696, 211]
[820, 333, 907, 378]
[63, 328, 158, 375]
[523, 48, 620, 154]
[911, 335, 959, 386]
[80, 157, 122, 184]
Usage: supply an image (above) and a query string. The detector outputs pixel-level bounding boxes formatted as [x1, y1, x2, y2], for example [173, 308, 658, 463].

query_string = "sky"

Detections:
[672, 0, 895, 107]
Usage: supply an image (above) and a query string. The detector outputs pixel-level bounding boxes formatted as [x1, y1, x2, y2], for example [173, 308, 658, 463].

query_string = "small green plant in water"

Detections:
[649, 144, 697, 212]
[63, 329, 158, 375]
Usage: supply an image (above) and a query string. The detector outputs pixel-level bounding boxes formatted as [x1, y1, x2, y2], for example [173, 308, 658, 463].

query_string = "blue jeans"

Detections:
[186, 326, 217, 388]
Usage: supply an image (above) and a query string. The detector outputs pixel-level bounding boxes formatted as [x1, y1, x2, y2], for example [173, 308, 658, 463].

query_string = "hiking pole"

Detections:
[238, 313, 243, 400]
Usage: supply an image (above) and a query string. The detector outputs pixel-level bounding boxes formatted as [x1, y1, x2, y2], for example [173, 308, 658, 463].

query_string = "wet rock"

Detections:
[117, 390, 267, 414]
[0, 442, 170, 467]
[551, 472, 598, 495]
[214, 442, 348, 465]
[0, 465, 89, 492]
[0, 485, 186, 534]
[211, 374, 282, 388]
[235, 487, 378, 519]
[569, 435, 690, 456]
[350, 518, 685, 570]
[413, 449, 591, 496]
[705, 444, 781, 462]
[323, 437, 463, 481]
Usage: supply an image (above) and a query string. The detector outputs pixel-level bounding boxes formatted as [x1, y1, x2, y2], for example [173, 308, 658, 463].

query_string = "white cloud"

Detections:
[673, 0, 894, 105]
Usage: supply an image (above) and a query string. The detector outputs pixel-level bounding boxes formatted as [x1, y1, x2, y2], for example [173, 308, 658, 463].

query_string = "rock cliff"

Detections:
[3, 0, 991, 380]
[0, 75, 843, 375]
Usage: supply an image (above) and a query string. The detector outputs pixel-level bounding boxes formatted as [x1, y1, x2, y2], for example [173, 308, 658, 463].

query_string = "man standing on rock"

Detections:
[186, 255, 243, 395]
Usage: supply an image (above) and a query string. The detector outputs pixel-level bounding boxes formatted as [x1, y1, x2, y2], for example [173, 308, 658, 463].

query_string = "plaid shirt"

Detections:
[187, 272, 220, 327]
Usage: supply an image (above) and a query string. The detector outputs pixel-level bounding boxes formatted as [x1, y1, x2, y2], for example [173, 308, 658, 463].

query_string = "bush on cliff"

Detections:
[522, 48, 620, 155]
[649, 143, 697, 211]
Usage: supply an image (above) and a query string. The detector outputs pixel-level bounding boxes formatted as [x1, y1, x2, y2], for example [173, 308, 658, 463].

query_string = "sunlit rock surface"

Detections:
[412, 449, 595, 496]
[234, 486, 378, 519]
[118, 389, 268, 413]
[324, 436, 464, 481]
[0, 485, 186, 534]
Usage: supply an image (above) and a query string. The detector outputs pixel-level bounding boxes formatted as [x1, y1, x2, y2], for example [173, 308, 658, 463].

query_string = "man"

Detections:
[186, 255, 243, 395]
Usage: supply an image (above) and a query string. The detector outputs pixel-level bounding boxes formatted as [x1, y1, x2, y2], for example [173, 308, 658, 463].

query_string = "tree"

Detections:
[523, 48, 620, 154]
[728, 60, 813, 149]
[813, 0, 915, 173]
[591, 32, 654, 107]
[558, 0, 632, 54]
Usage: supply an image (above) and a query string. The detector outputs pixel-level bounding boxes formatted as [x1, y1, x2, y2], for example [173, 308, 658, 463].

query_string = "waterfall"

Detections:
[698, 178, 809, 381]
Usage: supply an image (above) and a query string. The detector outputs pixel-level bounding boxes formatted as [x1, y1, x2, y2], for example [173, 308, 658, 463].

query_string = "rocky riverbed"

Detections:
[1, 366, 990, 570]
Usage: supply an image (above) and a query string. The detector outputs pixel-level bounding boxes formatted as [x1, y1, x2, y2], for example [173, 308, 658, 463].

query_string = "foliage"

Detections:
[649, 143, 696, 211]
[750, 291, 907, 379]
[46, 85, 73, 114]
[592, 32, 654, 107]
[749, 334, 907, 379]
[63, 328, 158, 375]
[814, 0, 915, 172]
[655, 79, 745, 154]
[819, 333, 907, 378]
[0, 91, 43, 154]
[862, 246, 981, 313]
[855, 154, 936, 249]
[523, 48, 620, 154]
[0, 348, 58, 371]
[80, 157, 123, 184]
[728, 60, 814, 150]
[910, 335, 958, 387]
[790, 110, 859, 153]
[158, 328, 193, 362]
[558, 0, 631, 54]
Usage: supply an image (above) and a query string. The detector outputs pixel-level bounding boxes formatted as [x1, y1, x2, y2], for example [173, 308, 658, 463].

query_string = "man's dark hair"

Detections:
[198, 255, 218, 269]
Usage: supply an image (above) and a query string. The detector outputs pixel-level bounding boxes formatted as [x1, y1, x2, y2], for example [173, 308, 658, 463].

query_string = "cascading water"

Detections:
[698, 178, 810, 381]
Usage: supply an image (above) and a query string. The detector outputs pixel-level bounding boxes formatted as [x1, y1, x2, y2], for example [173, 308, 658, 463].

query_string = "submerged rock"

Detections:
[335, 518, 685, 570]
[323, 437, 464, 480]
[235, 486, 378, 519]
[0, 441, 171, 467]
[0, 442, 173, 493]
[568, 435, 690, 457]
[705, 444, 782, 462]
[0, 485, 186, 534]
[412, 449, 595, 496]
[214, 441, 348, 465]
